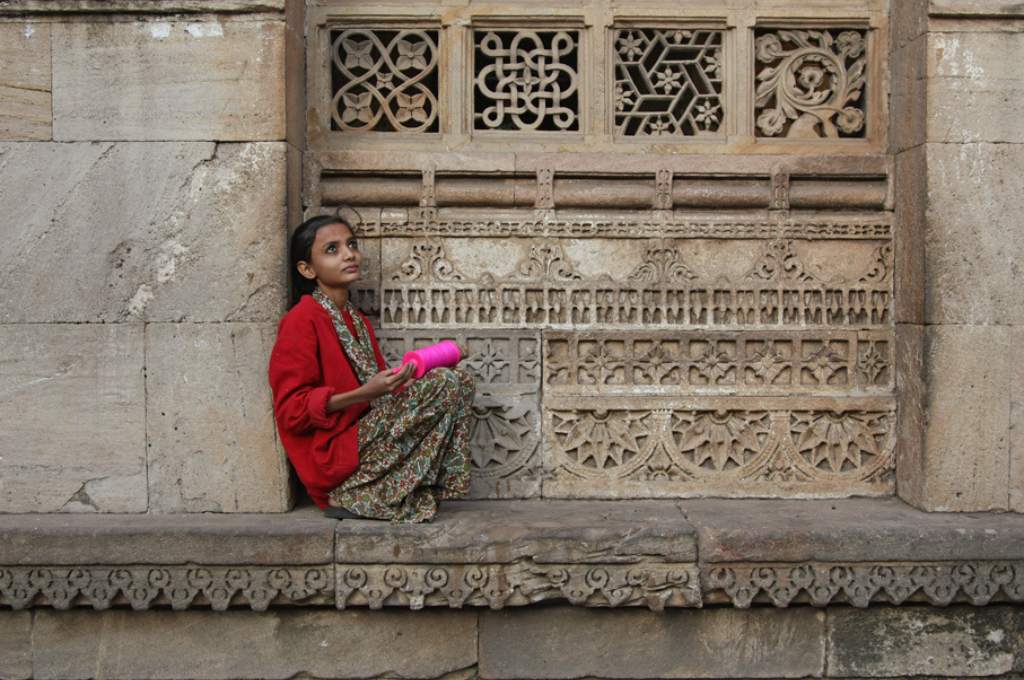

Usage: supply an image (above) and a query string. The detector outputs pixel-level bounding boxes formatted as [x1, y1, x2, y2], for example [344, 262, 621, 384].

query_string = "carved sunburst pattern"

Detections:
[552, 410, 650, 470]
[789, 411, 891, 473]
[670, 410, 771, 471]
[469, 404, 535, 473]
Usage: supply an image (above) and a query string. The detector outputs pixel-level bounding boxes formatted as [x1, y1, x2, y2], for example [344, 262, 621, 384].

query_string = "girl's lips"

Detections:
[343, 266, 359, 273]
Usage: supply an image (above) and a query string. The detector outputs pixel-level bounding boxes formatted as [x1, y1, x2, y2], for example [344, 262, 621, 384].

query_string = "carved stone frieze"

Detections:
[542, 396, 896, 497]
[379, 238, 892, 329]
[0, 566, 334, 611]
[703, 562, 1024, 608]
[336, 562, 701, 610]
[376, 330, 542, 497]
[354, 209, 893, 240]
[545, 331, 893, 394]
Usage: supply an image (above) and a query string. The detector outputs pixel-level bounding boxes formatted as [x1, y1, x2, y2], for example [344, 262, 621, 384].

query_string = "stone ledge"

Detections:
[1, 499, 1023, 611]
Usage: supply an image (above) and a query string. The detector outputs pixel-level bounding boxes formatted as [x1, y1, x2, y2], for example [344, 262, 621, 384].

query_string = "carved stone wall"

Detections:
[305, 0, 894, 499]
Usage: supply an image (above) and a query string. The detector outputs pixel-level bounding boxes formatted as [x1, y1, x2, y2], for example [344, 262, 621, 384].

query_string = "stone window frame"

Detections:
[307, 2, 889, 155]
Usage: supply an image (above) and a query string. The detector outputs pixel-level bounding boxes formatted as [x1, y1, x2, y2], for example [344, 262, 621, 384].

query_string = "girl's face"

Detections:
[296, 222, 362, 290]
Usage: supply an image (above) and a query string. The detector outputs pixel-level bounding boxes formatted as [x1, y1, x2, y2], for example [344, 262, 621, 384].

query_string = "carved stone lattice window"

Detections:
[330, 28, 440, 132]
[754, 28, 867, 139]
[612, 29, 724, 137]
[473, 29, 581, 132]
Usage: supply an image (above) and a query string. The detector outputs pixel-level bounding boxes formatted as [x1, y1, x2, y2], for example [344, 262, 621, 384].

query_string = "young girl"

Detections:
[267, 215, 475, 522]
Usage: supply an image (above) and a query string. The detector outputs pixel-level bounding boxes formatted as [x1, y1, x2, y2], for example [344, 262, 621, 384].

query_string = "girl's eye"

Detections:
[326, 245, 337, 253]
[348, 240, 359, 250]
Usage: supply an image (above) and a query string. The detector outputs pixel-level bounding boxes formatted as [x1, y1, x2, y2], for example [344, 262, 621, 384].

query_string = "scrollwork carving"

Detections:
[754, 28, 868, 139]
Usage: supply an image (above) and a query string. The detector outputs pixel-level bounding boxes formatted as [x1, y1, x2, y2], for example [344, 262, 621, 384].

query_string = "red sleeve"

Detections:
[359, 311, 388, 371]
[268, 312, 341, 434]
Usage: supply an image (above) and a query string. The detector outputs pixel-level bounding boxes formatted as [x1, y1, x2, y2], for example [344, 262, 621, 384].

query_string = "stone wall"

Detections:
[0, 0, 296, 512]
[2, 605, 1024, 679]
[892, 0, 1024, 511]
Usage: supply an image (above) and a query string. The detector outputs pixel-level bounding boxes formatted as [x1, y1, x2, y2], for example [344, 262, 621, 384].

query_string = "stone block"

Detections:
[0, 22, 50, 140]
[0, 324, 146, 513]
[377, 329, 542, 498]
[0, 611, 31, 680]
[335, 500, 697, 564]
[145, 322, 291, 512]
[0, 142, 287, 323]
[1012, 326, 1024, 512]
[0, 506, 334, 565]
[683, 496, 1024, 563]
[31, 609, 476, 679]
[918, 324, 1011, 511]
[828, 606, 1024, 677]
[925, 142, 1024, 325]
[52, 20, 284, 141]
[479, 607, 824, 679]
[891, 0, 927, 50]
[928, 82, 1024, 143]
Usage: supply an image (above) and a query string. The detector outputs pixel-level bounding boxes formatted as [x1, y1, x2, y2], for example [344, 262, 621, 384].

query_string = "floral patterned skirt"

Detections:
[327, 366, 475, 523]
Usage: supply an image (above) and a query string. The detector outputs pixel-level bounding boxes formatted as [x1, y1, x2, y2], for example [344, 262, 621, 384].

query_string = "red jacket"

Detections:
[267, 294, 387, 509]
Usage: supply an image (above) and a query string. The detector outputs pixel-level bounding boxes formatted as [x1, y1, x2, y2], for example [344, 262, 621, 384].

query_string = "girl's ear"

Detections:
[296, 260, 317, 281]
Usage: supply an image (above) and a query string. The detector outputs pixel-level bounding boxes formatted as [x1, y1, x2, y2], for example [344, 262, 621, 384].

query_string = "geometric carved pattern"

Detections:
[354, 213, 894, 240]
[754, 28, 868, 138]
[381, 240, 892, 328]
[704, 562, 1024, 608]
[545, 403, 895, 493]
[613, 29, 723, 137]
[0, 566, 334, 611]
[545, 332, 892, 392]
[330, 29, 440, 132]
[336, 562, 701, 610]
[474, 30, 580, 132]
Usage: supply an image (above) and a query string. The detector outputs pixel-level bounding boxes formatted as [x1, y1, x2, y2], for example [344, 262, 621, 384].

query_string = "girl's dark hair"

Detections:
[288, 214, 357, 307]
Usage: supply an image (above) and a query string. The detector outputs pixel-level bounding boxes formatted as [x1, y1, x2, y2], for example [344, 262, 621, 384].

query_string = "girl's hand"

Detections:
[455, 342, 470, 361]
[363, 363, 415, 399]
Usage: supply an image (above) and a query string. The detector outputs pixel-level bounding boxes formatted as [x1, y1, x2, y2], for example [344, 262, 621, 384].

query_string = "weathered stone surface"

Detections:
[31, 609, 476, 679]
[334, 500, 696, 564]
[0, 142, 287, 323]
[0, 324, 146, 513]
[925, 142, 1024, 325]
[918, 324, 1011, 511]
[0, 611, 31, 680]
[52, 20, 284, 141]
[0, 0, 285, 12]
[684, 496, 1024, 562]
[479, 607, 824, 678]
[1012, 325, 1024, 512]
[890, 34, 926, 155]
[895, 324, 927, 505]
[0, 22, 50, 140]
[145, 322, 291, 513]
[894, 147, 925, 324]
[828, 606, 1024, 676]
[0, 506, 333, 565]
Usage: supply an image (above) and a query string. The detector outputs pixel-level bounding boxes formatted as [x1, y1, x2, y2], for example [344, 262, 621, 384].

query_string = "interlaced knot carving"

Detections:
[474, 30, 580, 131]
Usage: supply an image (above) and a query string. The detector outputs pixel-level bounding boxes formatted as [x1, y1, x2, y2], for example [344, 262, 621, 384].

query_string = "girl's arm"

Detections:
[325, 362, 415, 413]
[268, 314, 340, 433]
